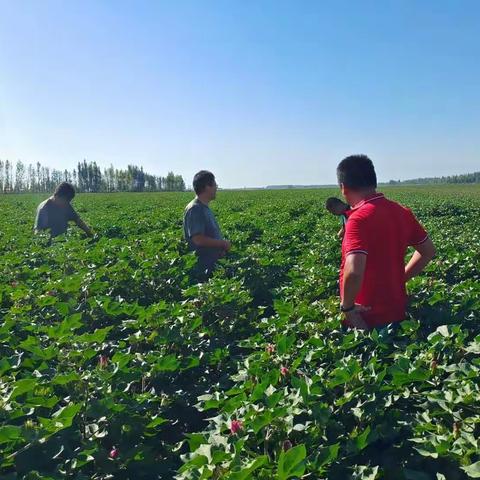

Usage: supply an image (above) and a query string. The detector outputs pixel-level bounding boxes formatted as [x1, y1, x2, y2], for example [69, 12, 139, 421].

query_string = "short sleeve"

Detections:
[343, 215, 369, 256]
[68, 205, 79, 222]
[35, 205, 48, 230]
[405, 208, 428, 246]
[185, 206, 206, 239]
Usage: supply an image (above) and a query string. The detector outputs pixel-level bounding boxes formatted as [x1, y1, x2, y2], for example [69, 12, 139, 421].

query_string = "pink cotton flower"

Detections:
[230, 419, 243, 435]
[266, 344, 275, 354]
[283, 439, 293, 451]
[280, 366, 289, 376]
[109, 447, 119, 459]
[98, 355, 109, 368]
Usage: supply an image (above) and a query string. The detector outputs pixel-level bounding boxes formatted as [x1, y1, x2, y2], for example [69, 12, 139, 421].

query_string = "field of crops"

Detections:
[0, 185, 479, 480]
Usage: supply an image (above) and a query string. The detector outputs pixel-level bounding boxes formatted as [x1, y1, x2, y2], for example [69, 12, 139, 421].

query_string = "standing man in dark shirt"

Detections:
[35, 182, 93, 238]
[183, 171, 231, 277]
[337, 155, 436, 329]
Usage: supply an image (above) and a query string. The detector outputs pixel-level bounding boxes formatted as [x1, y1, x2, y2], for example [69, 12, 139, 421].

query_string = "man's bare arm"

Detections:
[342, 253, 367, 307]
[405, 238, 436, 282]
[75, 217, 93, 237]
[34, 208, 48, 234]
[342, 253, 369, 329]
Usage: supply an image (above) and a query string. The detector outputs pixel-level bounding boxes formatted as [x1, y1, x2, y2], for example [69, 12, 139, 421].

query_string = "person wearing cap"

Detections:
[337, 155, 436, 329]
[34, 182, 93, 238]
[183, 170, 231, 278]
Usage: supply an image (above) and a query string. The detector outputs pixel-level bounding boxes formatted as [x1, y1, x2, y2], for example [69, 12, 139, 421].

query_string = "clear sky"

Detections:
[0, 1, 478, 188]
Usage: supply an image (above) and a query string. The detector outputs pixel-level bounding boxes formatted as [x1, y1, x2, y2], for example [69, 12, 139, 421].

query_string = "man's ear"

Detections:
[340, 183, 346, 196]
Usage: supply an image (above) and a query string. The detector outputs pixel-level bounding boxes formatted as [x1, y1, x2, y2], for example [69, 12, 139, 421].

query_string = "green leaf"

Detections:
[355, 426, 371, 451]
[277, 334, 296, 355]
[10, 378, 38, 399]
[328, 366, 352, 387]
[462, 461, 480, 478]
[56, 302, 70, 316]
[352, 465, 380, 480]
[277, 444, 306, 480]
[184, 433, 208, 452]
[314, 443, 340, 469]
[0, 425, 22, 444]
[48, 313, 83, 338]
[112, 351, 133, 369]
[147, 416, 168, 429]
[228, 456, 268, 480]
[52, 372, 80, 385]
[251, 412, 272, 434]
[0, 357, 11, 376]
[102, 298, 125, 316]
[154, 354, 180, 372]
[178, 454, 209, 473]
[51, 403, 82, 428]
[76, 327, 112, 344]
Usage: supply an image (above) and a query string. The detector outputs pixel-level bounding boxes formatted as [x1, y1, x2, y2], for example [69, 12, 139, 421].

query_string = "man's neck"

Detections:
[52, 196, 69, 207]
[196, 194, 210, 206]
[351, 189, 377, 206]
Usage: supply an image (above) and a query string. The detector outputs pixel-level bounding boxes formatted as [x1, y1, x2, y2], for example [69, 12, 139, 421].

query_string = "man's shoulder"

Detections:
[185, 198, 206, 214]
[354, 197, 414, 225]
[348, 207, 370, 221]
[381, 198, 414, 218]
[37, 198, 52, 211]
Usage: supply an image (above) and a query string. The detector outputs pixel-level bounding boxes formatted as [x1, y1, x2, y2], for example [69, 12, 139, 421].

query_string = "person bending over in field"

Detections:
[183, 170, 231, 278]
[337, 155, 436, 330]
[326, 197, 351, 238]
[34, 182, 93, 238]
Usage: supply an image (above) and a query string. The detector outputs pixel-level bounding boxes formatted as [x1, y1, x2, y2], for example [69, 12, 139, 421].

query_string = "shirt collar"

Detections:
[351, 192, 385, 210]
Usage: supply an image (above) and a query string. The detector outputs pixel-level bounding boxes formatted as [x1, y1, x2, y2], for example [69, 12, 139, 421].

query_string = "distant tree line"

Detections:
[388, 171, 480, 185]
[0, 159, 185, 193]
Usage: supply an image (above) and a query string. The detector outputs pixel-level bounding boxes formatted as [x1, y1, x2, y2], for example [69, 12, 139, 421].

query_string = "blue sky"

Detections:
[0, 0, 478, 188]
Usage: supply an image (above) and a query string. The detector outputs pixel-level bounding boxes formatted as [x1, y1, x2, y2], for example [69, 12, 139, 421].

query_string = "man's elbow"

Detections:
[191, 235, 203, 246]
[424, 240, 436, 261]
[345, 270, 364, 282]
[416, 238, 436, 262]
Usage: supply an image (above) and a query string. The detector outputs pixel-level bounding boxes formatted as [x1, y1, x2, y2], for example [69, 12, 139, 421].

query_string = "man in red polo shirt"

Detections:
[337, 155, 436, 329]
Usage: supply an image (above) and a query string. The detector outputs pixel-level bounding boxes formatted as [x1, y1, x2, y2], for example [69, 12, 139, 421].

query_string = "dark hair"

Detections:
[325, 197, 346, 210]
[54, 182, 75, 200]
[193, 170, 215, 195]
[337, 155, 377, 190]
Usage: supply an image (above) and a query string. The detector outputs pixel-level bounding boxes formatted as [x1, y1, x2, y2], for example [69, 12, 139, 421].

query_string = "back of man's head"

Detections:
[54, 182, 76, 201]
[325, 197, 348, 215]
[193, 170, 215, 195]
[326, 197, 344, 210]
[337, 155, 377, 190]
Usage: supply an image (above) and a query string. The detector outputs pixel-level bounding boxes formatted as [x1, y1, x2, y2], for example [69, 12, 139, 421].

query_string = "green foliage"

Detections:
[0, 186, 479, 479]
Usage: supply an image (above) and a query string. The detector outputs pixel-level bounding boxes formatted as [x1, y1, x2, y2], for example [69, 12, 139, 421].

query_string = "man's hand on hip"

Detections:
[343, 304, 371, 330]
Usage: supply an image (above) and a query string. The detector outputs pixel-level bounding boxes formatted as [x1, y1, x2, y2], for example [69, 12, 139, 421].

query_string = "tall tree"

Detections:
[14, 161, 26, 192]
[28, 164, 35, 192]
[0, 159, 186, 193]
[4, 160, 12, 192]
[0, 160, 4, 193]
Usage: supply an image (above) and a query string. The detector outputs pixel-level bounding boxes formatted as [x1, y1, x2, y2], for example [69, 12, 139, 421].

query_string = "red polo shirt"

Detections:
[340, 193, 428, 328]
